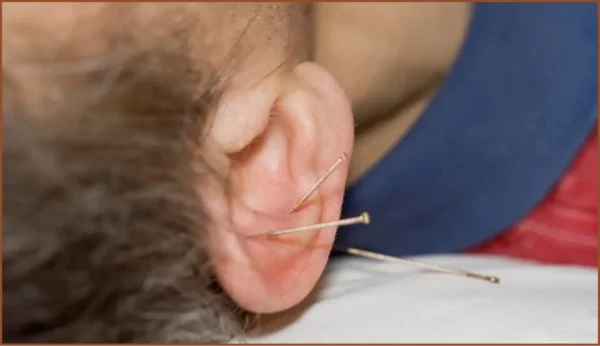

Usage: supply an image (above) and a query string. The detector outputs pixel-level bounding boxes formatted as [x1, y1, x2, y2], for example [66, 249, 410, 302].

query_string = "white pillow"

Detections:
[241, 255, 598, 343]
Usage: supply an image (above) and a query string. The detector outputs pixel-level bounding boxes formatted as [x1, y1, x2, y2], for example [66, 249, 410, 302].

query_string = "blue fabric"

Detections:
[336, 3, 598, 256]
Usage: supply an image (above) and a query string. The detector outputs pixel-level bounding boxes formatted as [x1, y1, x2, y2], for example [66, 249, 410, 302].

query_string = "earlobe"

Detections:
[205, 62, 354, 313]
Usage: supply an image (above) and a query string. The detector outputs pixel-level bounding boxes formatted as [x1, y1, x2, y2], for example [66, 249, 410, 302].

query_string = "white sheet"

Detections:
[241, 255, 598, 343]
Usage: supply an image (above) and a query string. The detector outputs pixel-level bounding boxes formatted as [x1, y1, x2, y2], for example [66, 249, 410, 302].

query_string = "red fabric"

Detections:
[469, 130, 598, 267]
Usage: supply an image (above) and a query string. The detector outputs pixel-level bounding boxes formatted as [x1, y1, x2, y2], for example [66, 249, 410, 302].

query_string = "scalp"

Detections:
[2, 4, 249, 341]
[2, 3, 313, 341]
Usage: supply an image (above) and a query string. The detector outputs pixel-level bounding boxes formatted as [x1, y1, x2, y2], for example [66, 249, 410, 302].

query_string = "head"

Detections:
[2, 2, 354, 342]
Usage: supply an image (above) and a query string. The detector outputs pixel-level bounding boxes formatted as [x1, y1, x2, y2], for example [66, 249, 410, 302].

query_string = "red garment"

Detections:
[469, 130, 598, 267]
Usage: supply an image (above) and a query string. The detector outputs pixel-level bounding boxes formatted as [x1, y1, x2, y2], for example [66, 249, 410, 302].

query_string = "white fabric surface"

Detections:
[241, 255, 598, 343]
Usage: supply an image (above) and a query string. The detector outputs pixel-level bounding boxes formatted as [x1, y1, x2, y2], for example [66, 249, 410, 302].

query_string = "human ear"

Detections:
[203, 62, 354, 313]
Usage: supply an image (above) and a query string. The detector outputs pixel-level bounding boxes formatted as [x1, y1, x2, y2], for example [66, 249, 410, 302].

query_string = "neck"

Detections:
[314, 3, 472, 183]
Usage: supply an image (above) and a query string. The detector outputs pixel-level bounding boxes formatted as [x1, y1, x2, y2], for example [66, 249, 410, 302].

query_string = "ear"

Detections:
[202, 62, 354, 313]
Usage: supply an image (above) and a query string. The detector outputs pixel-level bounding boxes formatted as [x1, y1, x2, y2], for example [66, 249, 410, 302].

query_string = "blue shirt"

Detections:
[336, 2, 598, 256]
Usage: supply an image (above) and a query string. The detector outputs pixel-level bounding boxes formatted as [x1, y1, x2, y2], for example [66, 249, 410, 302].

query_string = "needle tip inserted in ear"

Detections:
[262, 212, 370, 237]
[289, 153, 348, 214]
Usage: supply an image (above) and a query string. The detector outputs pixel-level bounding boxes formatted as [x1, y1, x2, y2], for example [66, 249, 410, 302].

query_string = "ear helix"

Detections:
[289, 153, 349, 214]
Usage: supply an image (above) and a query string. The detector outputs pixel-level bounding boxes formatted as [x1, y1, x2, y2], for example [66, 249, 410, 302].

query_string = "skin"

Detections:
[315, 3, 472, 182]
[2, 2, 470, 342]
